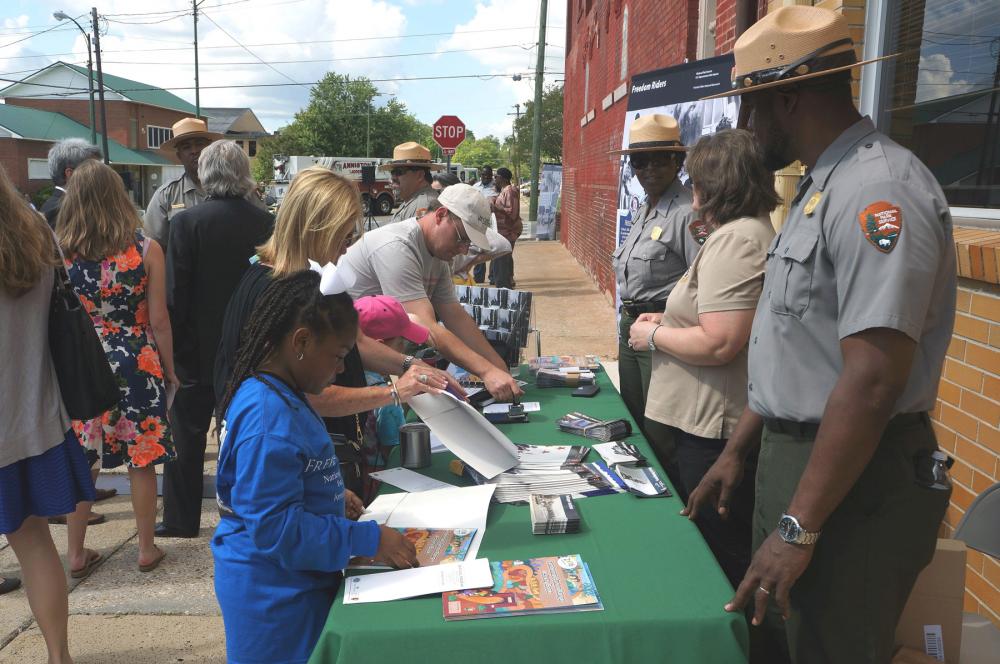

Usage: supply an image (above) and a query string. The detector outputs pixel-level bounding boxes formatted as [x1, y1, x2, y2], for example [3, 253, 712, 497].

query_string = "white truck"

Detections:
[270, 155, 398, 215]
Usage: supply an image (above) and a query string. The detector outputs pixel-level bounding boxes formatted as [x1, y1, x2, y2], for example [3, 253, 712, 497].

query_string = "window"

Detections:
[697, 0, 717, 60]
[874, 0, 1000, 211]
[236, 140, 244, 150]
[147, 125, 173, 149]
[248, 140, 257, 157]
[620, 6, 629, 80]
[27, 158, 49, 180]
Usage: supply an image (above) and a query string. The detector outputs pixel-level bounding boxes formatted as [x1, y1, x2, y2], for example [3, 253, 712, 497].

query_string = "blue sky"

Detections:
[0, 0, 566, 141]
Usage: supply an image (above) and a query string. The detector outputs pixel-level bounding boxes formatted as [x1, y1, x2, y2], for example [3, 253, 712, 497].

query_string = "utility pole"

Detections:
[528, 0, 548, 223]
[507, 103, 521, 184]
[53, 11, 96, 145]
[91, 7, 109, 164]
[193, 0, 201, 116]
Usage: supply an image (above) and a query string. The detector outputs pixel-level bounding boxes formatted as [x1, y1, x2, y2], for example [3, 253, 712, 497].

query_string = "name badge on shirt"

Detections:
[804, 192, 822, 216]
[650, 226, 662, 241]
[171, 203, 186, 209]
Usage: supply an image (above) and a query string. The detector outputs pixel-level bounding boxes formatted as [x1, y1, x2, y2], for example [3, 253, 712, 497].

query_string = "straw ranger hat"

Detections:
[703, 6, 891, 100]
[609, 114, 687, 155]
[160, 117, 223, 150]
[378, 141, 444, 171]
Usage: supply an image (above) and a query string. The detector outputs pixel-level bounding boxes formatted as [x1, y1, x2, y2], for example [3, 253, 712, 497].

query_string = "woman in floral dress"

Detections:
[56, 160, 177, 573]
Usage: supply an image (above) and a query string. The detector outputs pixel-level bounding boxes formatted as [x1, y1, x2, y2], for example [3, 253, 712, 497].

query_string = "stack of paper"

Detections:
[557, 412, 632, 442]
[528, 355, 602, 373]
[443, 555, 602, 619]
[514, 443, 588, 469]
[530, 495, 581, 534]
[536, 369, 596, 388]
[488, 462, 623, 504]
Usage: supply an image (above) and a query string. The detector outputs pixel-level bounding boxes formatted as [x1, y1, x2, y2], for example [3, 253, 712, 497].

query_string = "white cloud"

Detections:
[916, 53, 975, 104]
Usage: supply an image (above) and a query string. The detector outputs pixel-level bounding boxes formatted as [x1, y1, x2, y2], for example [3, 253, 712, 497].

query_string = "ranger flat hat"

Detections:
[160, 117, 223, 150]
[609, 114, 687, 155]
[703, 6, 891, 100]
[378, 141, 444, 171]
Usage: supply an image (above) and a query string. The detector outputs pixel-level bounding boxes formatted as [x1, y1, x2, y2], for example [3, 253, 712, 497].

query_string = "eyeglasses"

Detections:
[449, 216, 472, 247]
[630, 154, 675, 170]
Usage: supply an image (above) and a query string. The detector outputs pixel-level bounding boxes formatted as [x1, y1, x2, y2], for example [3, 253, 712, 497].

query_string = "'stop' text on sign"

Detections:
[432, 115, 466, 150]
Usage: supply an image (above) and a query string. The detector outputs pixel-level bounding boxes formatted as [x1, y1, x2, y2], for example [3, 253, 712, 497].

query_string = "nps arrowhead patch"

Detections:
[858, 201, 902, 253]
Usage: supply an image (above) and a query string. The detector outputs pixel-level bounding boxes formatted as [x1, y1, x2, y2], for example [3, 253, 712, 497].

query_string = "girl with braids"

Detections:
[0, 164, 94, 663]
[212, 269, 418, 664]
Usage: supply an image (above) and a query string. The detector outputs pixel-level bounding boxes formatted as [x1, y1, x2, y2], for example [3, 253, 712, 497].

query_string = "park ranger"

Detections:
[687, 7, 956, 663]
[143, 117, 222, 250]
[380, 141, 444, 223]
[610, 114, 699, 478]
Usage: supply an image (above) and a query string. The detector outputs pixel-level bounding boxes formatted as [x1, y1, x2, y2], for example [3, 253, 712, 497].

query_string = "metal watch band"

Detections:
[401, 354, 415, 372]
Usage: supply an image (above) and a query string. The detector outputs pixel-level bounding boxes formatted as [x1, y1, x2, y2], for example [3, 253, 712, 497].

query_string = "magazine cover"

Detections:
[350, 527, 477, 568]
[443, 554, 602, 619]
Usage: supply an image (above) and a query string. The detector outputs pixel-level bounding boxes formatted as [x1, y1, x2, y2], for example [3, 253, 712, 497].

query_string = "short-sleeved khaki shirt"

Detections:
[748, 118, 957, 422]
[143, 173, 205, 250]
[613, 177, 699, 303]
[391, 185, 439, 224]
[645, 216, 774, 438]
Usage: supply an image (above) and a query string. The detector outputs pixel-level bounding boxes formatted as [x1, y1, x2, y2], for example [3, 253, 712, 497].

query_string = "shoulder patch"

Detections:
[688, 218, 712, 245]
[858, 201, 902, 253]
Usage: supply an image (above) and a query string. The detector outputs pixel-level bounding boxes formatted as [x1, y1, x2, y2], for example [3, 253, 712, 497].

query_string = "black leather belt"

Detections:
[763, 412, 927, 439]
[620, 300, 666, 318]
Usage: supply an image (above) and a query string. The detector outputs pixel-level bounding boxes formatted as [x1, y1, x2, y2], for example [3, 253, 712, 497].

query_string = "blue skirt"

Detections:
[0, 430, 97, 534]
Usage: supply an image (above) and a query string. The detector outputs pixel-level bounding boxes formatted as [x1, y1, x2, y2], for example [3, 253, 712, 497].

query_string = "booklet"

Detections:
[345, 558, 493, 604]
[557, 412, 632, 442]
[530, 495, 581, 535]
[591, 441, 647, 466]
[349, 527, 477, 569]
[614, 464, 672, 498]
[443, 555, 602, 619]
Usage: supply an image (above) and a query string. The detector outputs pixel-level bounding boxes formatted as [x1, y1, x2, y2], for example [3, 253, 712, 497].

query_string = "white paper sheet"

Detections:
[368, 468, 455, 493]
[343, 558, 493, 604]
[361, 484, 496, 562]
[482, 401, 541, 414]
[429, 432, 448, 454]
[408, 392, 519, 478]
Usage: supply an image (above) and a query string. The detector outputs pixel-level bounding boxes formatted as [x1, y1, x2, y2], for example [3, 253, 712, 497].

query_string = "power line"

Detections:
[199, 11, 305, 88]
[0, 21, 80, 50]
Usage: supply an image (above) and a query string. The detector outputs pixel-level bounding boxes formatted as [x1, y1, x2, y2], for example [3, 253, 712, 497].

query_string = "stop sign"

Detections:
[433, 115, 466, 150]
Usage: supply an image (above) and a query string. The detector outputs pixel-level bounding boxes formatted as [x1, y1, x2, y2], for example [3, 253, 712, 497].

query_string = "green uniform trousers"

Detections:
[753, 413, 950, 664]
[617, 312, 680, 496]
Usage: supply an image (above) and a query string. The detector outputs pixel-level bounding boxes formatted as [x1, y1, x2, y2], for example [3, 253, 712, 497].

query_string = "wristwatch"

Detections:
[777, 514, 821, 545]
[401, 354, 415, 373]
[647, 324, 662, 352]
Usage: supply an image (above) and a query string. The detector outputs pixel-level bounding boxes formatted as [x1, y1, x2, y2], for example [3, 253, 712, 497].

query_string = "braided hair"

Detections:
[218, 269, 358, 422]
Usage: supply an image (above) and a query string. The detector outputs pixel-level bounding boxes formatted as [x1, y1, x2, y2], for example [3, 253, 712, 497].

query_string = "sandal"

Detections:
[70, 549, 104, 579]
[48, 512, 107, 526]
[138, 547, 167, 573]
[94, 488, 118, 502]
[0, 577, 21, 595]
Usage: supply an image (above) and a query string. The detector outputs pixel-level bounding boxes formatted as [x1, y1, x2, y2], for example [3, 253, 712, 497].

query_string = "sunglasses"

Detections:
[630, 153, 675, 170]
[390, 167, 416, 178]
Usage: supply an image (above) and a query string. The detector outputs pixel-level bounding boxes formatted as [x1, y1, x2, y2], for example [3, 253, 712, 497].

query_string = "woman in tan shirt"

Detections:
[628, 129, 779, 587]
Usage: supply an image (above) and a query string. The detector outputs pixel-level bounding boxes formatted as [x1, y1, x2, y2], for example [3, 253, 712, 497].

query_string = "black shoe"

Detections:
[154, 523, 199, 538]
[0, 577, 21, 595]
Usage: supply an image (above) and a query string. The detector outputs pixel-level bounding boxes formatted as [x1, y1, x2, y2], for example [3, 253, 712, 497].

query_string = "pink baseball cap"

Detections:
[354, 295, 430, 344]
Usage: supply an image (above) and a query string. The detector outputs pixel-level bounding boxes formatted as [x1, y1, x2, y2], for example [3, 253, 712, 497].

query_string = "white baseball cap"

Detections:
[437, 183, 491, 250]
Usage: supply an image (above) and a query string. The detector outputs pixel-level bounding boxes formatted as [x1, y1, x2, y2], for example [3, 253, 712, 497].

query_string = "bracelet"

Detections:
[401, 354, 415, 373]
[647, 324, 663, 352]
[388, 378, 401, 408]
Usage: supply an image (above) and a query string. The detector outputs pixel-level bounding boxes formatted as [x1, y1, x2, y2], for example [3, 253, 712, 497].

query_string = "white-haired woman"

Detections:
[157, 140, 276, 539]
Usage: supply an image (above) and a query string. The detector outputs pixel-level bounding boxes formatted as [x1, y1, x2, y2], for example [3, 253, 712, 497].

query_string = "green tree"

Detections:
[453, 134, 503, 169]
[512, 84, 563, 166]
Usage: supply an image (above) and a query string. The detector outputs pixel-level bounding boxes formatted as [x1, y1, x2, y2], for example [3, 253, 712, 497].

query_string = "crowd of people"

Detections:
[0, 6, 960, 664]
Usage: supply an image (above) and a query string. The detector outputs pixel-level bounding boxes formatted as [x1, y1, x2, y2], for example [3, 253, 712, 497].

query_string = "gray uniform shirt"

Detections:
[342, 217, 457, 306]
[613, 177, 699, 302]
[143, 173, 205, 250]
[391, 185, 439, 224]
[748, 117, 957, 422]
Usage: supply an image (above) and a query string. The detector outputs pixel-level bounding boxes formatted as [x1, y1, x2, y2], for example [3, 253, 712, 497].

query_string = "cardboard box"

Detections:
[895, 539, 967, 663]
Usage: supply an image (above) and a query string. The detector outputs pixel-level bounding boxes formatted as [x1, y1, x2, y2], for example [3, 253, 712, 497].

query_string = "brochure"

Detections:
[443, 555, 602, 619]
[345, 558, 493, 604]
[591, 441, 647, 466]
[349, 527, 477, 569]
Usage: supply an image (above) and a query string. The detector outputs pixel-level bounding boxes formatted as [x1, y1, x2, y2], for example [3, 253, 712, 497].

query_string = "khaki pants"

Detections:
[753, 413, 950, 664]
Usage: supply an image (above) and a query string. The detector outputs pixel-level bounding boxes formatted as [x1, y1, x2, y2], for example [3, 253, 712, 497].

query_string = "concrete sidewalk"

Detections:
[0, 239, 619, 663]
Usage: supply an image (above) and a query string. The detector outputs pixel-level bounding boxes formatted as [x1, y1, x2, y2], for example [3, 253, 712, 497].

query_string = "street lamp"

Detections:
[53, 11, 96, 146]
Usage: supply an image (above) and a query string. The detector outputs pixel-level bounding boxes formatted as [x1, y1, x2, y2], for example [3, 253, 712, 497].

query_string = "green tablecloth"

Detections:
[310, 369, 749, 664]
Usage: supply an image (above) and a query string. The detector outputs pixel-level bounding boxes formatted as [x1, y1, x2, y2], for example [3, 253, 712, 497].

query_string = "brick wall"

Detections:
[562, 0, 698, 295]
[5, 97, 189, 161]
[0, 138, 60, 196]
[933, 229, 1000, 629]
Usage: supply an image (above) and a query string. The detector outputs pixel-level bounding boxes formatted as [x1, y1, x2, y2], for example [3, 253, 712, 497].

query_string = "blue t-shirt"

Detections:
[212, 374, 380, 664]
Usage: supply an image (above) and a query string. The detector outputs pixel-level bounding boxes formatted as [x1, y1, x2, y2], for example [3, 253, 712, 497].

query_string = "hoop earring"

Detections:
[297, 352, 304, 361]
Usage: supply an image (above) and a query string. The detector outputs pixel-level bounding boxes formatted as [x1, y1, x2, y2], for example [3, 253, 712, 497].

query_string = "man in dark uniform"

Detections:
[687, 7, 956, 663]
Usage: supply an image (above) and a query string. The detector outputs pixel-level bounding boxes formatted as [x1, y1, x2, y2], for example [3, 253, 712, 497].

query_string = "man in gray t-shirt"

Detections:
[343, 184, 522, 401]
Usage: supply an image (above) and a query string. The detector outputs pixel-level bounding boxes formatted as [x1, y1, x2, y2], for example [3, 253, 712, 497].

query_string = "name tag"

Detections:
[171, 203, 186, 209]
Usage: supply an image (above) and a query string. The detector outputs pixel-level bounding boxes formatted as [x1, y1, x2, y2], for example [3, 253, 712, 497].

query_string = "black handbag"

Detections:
[48, 258, 120, 420]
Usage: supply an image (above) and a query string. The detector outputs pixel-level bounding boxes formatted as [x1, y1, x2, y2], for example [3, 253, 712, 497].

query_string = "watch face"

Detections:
[778, 515, 800, 543]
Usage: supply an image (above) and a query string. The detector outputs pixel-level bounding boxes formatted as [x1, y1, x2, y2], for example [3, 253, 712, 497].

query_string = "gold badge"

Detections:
[651, 226, 662, 241]
[804, 192, 822, 216]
